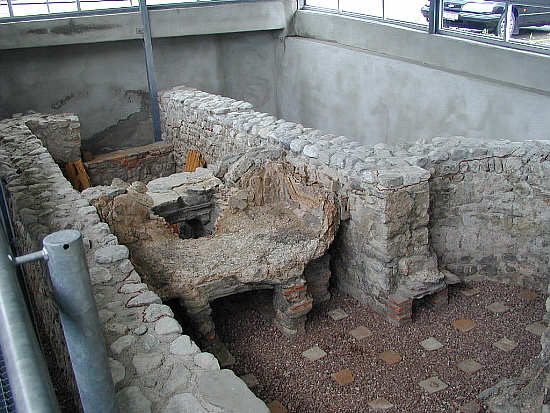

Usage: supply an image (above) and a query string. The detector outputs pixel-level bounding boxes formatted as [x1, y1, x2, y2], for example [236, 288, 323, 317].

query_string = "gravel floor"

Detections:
[211, 280, 546, 413]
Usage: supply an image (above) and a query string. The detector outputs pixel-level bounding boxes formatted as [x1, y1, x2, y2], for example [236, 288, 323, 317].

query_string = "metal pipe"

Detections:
[138, 0, 163, 142]
[42, 230, 117, 413]
[6, 0, 13, 17]
[428, 0, 440, 34]
[11, 250, 47, 266]
[0, 225, 61, 413]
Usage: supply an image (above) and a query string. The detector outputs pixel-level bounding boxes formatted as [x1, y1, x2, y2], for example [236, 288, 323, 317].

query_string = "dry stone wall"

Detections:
[24, 112, 82, 163]
[419, 138, 550, 291]
[0, 114, 268, 413]
[159, 85, 550, 410]
[159, 85, 550, 297]
[159, 86, 444, 322]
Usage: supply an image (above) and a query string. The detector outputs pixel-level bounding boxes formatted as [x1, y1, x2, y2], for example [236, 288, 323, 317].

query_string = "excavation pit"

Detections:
[5, 85, 550, 412]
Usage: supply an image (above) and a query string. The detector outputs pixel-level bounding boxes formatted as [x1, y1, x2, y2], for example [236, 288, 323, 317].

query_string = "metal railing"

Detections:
[0, 216, 61, 413]
[0, 179, 117, 413]
[301, 0, 550, 55]
[0, 0, 245, 20]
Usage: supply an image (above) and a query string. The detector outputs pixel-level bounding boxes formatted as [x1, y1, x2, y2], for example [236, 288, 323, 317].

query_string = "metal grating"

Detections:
[0, 347, 15, 413]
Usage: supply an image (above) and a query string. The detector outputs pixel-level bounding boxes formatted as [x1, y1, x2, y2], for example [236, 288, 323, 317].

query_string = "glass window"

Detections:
[48, 1, 78, 13]
[507, 2, 550, 48]
[79, 0, 131, 11]
[340, 0, 383, 18]
[11, 0, 48, 16]
[305, 0, 338, 9]
[384, 0, 428, 24]
[0, 1, 10, 17]
[438, 0, 550, 49]
[440, 0, 509, 41]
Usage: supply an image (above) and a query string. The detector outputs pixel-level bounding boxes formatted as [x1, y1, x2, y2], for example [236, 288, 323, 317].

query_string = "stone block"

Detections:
[457, 359, 483, 374]
[328, 308, 348, 321]
[350, 326, 373, 341]
[526, 321, 547, 336]
[239, 373, 260, 389]
[170, 335, 200, 356]
[302, 345, 327, 361]
[116, 386, 152, 413]
[379, 350, 402, 365]
[367, 398, 394, 410]
[133, 350, 164, 375]
[161, 394, 207, 413]
[95, 245, 129, 264]
[487, 302, 510, 314]
[420, 337, 443, 351]
[331, 369, 354, 386]
[198, 370, 269, 413]
[452, 319, 476, 333]
[267, 400, 288, 413]
[418, 376, 448, 394]
[493, 337, 518, 352]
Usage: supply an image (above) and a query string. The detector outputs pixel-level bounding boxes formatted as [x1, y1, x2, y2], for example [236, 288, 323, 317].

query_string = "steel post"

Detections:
[139, 0, 163, 143]
[0, 228, 61, 413]
[428, 0, 440, 34]
[42, 230, 117, 413]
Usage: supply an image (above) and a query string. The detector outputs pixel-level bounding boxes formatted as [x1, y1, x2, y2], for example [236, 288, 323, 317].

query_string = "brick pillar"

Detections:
[427, 287, 449, 308]
[273, 278, 313, 337]
[386, 294, 413, 325]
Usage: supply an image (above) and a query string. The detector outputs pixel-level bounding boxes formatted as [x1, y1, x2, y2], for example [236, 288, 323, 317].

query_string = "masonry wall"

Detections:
[423, 139, 550, 291]
[160, 85, 550, 301]
[0, 114, 268, 413]
[159, 86, 442, 321]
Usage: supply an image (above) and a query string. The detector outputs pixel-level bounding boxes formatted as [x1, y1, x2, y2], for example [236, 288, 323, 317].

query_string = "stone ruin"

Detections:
[2, 84, 550, 412]
[87, 146, 340, 350]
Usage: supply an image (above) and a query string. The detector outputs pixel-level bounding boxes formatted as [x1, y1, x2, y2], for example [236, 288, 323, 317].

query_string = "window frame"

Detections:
[300, 0, 550, 56]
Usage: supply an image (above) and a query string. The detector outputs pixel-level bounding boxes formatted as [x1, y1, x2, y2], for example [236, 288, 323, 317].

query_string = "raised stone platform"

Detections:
[89, 150, 340, 341]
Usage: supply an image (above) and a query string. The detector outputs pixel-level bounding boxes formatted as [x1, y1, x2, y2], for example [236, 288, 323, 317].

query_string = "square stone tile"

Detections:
[239, 373, 259, 389]
[457, 359, 483, 374]
[493, 337, 518, 352]
[332, 368, 354, 386]
[458, 400, 482, 413]
[267, 400, 288, 413]
[526, 321, 547, 336]
[350, 325, 373, 341]
[460, 288, 480, 297]
[419, 376, 448, 394]
[487, 302, 510, 314]
[302, 345, 327, 361]
[368, 397, 394, 410]
[379, 350, 402, 365]
[328, 308, 348, 321]
[420, 337, 443, 351]
[452, 319, 476, 333]
[520, 289, 538, 301]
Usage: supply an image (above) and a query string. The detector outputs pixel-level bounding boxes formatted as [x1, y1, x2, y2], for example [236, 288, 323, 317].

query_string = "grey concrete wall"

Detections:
[277, 11, 550, 145]
[0, 1, 288, 141]
[0, 0, 287, 49]
[0, 31, 279, 140]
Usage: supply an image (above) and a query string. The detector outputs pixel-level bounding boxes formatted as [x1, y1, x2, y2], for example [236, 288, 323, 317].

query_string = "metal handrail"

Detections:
[0, 0, 256, 21]
[0, 220, 61, 413]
